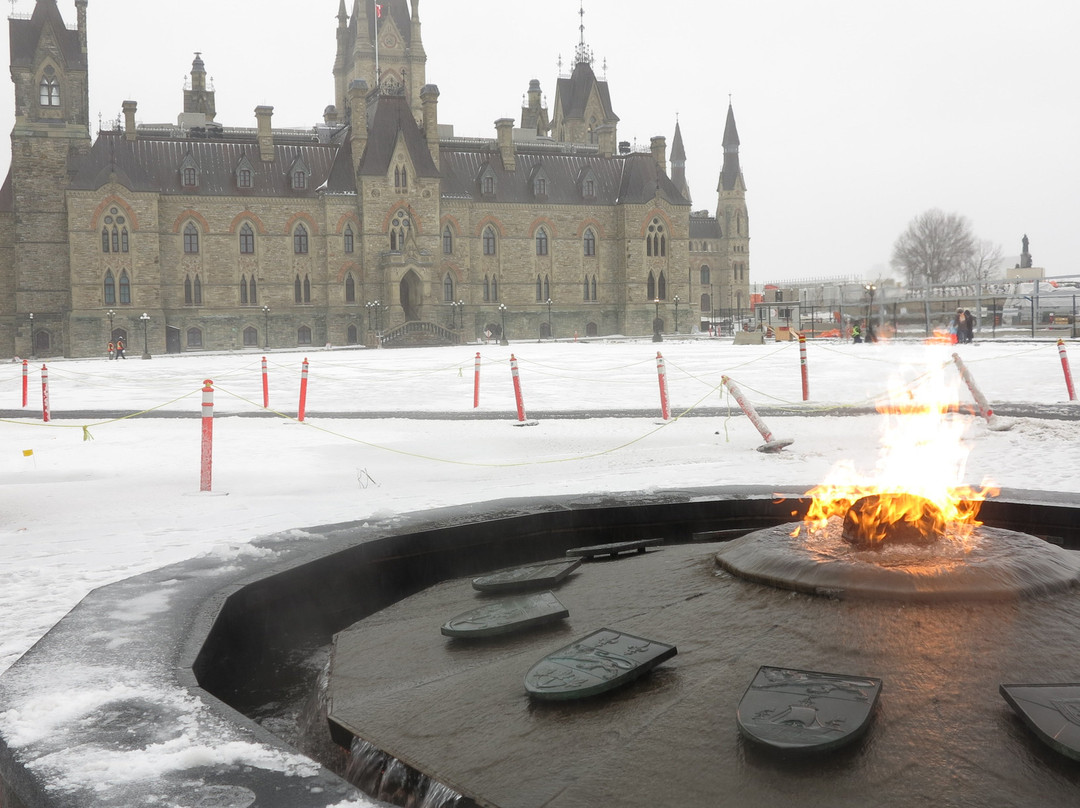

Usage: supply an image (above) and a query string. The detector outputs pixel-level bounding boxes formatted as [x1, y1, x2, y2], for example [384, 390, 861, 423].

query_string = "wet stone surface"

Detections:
[471, 558, 582, 593]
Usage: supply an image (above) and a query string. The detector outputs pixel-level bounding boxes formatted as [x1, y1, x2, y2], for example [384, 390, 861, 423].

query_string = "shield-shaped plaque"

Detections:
[566, 539, 662, 559]
[441, 591, 569, 639]
[737, 666, 882, 752]
[472, 558, 581, 593]
[524, 628, 677, 701]
[1000, 683, 1080, 761]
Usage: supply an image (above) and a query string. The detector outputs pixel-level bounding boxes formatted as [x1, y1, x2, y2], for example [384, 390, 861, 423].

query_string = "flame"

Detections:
[802, 356, 998, 547]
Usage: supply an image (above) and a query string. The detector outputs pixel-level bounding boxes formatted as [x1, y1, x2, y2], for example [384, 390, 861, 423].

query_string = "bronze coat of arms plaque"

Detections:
[524, 628, 677, 701]
[472, 558, 581, 593]
[1000, 683, 1080, 761]
[441, 591, 569, 639]
[737, 666, 882, 752]
[566, 539, 662, 559]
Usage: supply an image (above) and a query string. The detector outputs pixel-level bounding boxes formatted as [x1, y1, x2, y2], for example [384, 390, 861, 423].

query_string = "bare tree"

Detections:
[890, 209, 977, 288]
[960, 238, 1004, 285]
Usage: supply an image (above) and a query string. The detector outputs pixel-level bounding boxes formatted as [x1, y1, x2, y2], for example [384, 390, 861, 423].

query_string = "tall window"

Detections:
[390, 211, 409, 251]
[182, 167, 197, 188]
[303, 275, 311, 303]
[244, 326, 258, 346]
[647, 272, 656, 301]
[583, 229, 596, 257]
[237, 168, 253, 189]
[483, 176, 494, 195]
[536, 229, 549, 256]
[121, 228, 129, 253]
[544, 276, 550, 301]
[483, 276, 491, 302]
[345, 274, 356, 303]
[700, 266, 711, 285]
[240, 276, 249, 305]
[647, 218, 666, 257]
[39, 75, 60, 107]
[193, 275, 202, 305]
[102, 229, 110, 253]
[444, 275, 454, 302]
[298, 325, 312, 345]
[657, 271, 667, 300]
[183, 223, 199, 254]
[491, 276, 499, 301]
[535, 275, 543, 302]
[111, 227, 120, 253]
[104, 271, 116, 304]
[394, 166, 408, 191]
[119, 271, 131, 305]
[294, 224, 309, 255]
[249, 277, 257, 305]
[584, 179, 595, 197]
[483, 227, 496, 256]
[240, 223, 255, 255]
[344, 225, 354, 254]
[591, 276, 597, 301]
[534, 177, 547, 196]
[185, 276, 193, 305]
[293, 171, 307, 190]
[294, 275, 302, 303]
[443, 226, 453, 255]
[583, 275, 590, 301]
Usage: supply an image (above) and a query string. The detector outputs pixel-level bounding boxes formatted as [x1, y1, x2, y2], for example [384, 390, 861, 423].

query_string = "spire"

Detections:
[670, 119, 690, 203]
[338, 0, 348, 26]
[719, 102, 742, 192]
[574, 0, 593, 66]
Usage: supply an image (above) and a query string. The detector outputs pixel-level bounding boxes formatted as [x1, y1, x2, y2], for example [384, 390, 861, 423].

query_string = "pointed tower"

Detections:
[716, 103, 750, 311]
[670, 120, 690, 203]
[183, 53, 217, 121]
[550, 3, 619, 145]
[5, 0, 92, 356]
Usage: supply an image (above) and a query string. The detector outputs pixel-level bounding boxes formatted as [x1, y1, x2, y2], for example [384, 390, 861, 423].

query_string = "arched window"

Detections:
[345, 274, 356, 303]
[591, 276, 597, 301]
[657, 271, 667, 300]
[536, 229, 548, 256]
[646, 218, 666, 258]
[298, 325, 312, 345]
[544, 275, 550, 301]
[491, 276, 498, 301]
[535, 275, 543, 302]
[187, 327, 203, 348]
[292, 171, 307, 190]
[344, 225, 354, 254]
[118, 271, 131, 305]
[104, 271, 116, 304]
[183, 222, 199, 254]
[120, 228, 129, 253]
[294, 275, 302, 303]
[237, 169, 253, 189]
[443, 226, 453, 255]
[249, 277, 257, 305]
[303, 275, 311, 303]
[244, 326, 258, 346]
[111, 227, 120, 253]
[700, 265, 711, 285]
[483, 276, 491, 302]
[583, 229, 596, 257]
[39, 75, 60, 107]
[444, 274, 454, 302]
[347, 324, 358, 345]
[483, 227, 496, 256]
[394, 167, 401, 189]
[240, 276, 249, 305]
[185, 276, 193, 305]
[583, 275, 590, 301]
[647, 272, 656, 301]
[483, 176, 494, 195]
[294, 224, 309, 255]
[193, 275, 202, 305]
[390, 211, 409, 251]
[102, 229, 110, 253]
[239, 223, 255, 255]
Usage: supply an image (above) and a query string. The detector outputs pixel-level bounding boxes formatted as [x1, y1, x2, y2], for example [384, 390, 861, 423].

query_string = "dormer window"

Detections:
[180, 153, 200, 189]
[483, 176, 494, 195]
[238, 169, 252, 189]
[39, 68, 59, 107]
[530, 165, 550, 200]
[183, 168, 197, 187]
[478, 165, 497, 197]
[292, 171, 307, 190]
[289, 156, 311, 191]
[394, 165, 409, 191]
[585, 179, 595, 197]
[535, 178, 547, 196]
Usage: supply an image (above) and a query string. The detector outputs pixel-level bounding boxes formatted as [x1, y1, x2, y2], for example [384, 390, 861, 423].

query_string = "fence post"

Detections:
[200, 379, 214, 492]
[656, 352, 671, 422]
[41, 364, 50, 423]
[298, 358, 309, 422]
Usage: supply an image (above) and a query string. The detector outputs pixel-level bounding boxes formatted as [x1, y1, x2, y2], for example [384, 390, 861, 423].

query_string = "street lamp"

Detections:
[673, 295, 681, 334]
[498, 303, 509, 346]
[458, 299, 465, 330]
[139, 312, 151, 360]
[653, 299, 662, 343]
[451, 299, 463, 329]
[864, 284, 877, 342]
[29, 313, 34, 360]
[107, 309, 115, 342]
[262, 305, 270, 348]
[546, 298, 553, 339]
[365, 301, 374, 332]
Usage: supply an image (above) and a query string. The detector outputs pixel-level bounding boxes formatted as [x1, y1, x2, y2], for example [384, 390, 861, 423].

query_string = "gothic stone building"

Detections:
[0, 0, 750, 357]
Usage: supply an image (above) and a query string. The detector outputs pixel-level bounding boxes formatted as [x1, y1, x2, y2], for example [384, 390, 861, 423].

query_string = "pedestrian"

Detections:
[115, 337, 126, 359]
[851, 322, 863, 344]
[107, 341, 115, 360]
[963, 310, 975, 344]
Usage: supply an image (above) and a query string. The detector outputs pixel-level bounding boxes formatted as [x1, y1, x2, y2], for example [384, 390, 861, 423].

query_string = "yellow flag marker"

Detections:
[22, 449, 33, 457]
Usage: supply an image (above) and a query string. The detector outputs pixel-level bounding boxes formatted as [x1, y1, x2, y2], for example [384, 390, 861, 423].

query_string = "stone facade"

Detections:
[0, 0, 750, 358]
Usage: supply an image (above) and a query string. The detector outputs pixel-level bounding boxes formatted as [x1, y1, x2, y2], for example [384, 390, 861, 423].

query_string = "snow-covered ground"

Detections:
[2, 337, 1078, 674]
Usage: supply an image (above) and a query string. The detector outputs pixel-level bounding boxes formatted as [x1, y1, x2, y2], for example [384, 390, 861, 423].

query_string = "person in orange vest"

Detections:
[115, 337, 126, 359]
[107, 341, 115, 360]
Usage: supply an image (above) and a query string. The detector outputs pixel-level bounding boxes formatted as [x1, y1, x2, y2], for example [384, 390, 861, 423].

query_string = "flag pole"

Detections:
[373, 0, 380, 88]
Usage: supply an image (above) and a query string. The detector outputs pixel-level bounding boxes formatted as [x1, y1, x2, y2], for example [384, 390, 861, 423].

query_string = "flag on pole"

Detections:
[375, 3, 382, 17]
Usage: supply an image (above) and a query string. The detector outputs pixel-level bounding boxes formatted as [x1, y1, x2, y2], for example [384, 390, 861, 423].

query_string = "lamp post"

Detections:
[262, 305, 270, 348]
[365, 301, 374, 332]
[673, 295, 681, 335]
[864, 284, 877, 342]
[653, 299, 662, 343]
[546, 298, 553, 339]
[107, 309, 115, 342]
[29, 312, 34, 360]
[498, 303, 509, 346]
[374, 300, 384, 334]
[451, 299, 463, 329]
[139, 312, 151, 359]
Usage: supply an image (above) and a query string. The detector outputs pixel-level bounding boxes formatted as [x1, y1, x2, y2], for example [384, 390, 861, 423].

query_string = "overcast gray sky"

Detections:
[4, 0, 1077, 283]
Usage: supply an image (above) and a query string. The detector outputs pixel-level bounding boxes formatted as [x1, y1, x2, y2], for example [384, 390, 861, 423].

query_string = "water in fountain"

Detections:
[344, 737, 463, 808]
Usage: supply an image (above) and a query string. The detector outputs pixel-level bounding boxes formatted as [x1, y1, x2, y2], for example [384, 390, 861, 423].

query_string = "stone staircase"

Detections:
[380, 320, 463, 347]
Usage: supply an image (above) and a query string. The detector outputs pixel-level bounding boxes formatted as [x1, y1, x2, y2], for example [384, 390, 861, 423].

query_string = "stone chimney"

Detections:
[255, 106, 275, 162]
[597, 123, 616, 159]
[421, 84, 440, 170]
[122, 100, 137, 142]
[495, 118, 516, 172]
[651, 136, 667, 175]
[348, 80, 369, 175]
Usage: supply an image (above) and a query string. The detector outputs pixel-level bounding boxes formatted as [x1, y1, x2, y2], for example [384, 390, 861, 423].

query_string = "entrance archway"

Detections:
[400, 270, 422, 321]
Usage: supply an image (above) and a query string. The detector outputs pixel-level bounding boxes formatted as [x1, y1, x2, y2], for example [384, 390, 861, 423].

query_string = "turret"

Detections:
[421, 84, 440, 170]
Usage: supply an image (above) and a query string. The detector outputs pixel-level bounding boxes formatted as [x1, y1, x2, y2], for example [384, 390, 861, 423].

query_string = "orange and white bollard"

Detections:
[200, 379, 214, 492]
[41, 364, 50, 423]
[509, 354, 537, 426]
[952, 353, 1010, 431]
[799, 334, 810, 401]
[22, 359, 28, 408]
[1058, 340, 1076, 401]
[473, 352, 481, 409]
[656, 352, 671, 422]
[721, 375, 792, 453]
[262, 356, 269, 409]
[298, 358, 309, 422]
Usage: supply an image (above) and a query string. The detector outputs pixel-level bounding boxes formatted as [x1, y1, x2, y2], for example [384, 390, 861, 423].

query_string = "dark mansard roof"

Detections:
[10, 0, 86, 70]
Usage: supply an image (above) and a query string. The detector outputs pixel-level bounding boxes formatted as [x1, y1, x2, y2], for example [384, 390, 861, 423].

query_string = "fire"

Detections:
[797, 357, 998, 548]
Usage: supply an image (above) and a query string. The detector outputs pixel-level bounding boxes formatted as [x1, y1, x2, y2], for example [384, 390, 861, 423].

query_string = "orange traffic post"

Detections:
[200, 379, 214, 492]
[656, 352, 671, 422]
[298, 358, 309, 422]
[40, 364, 50, 423]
